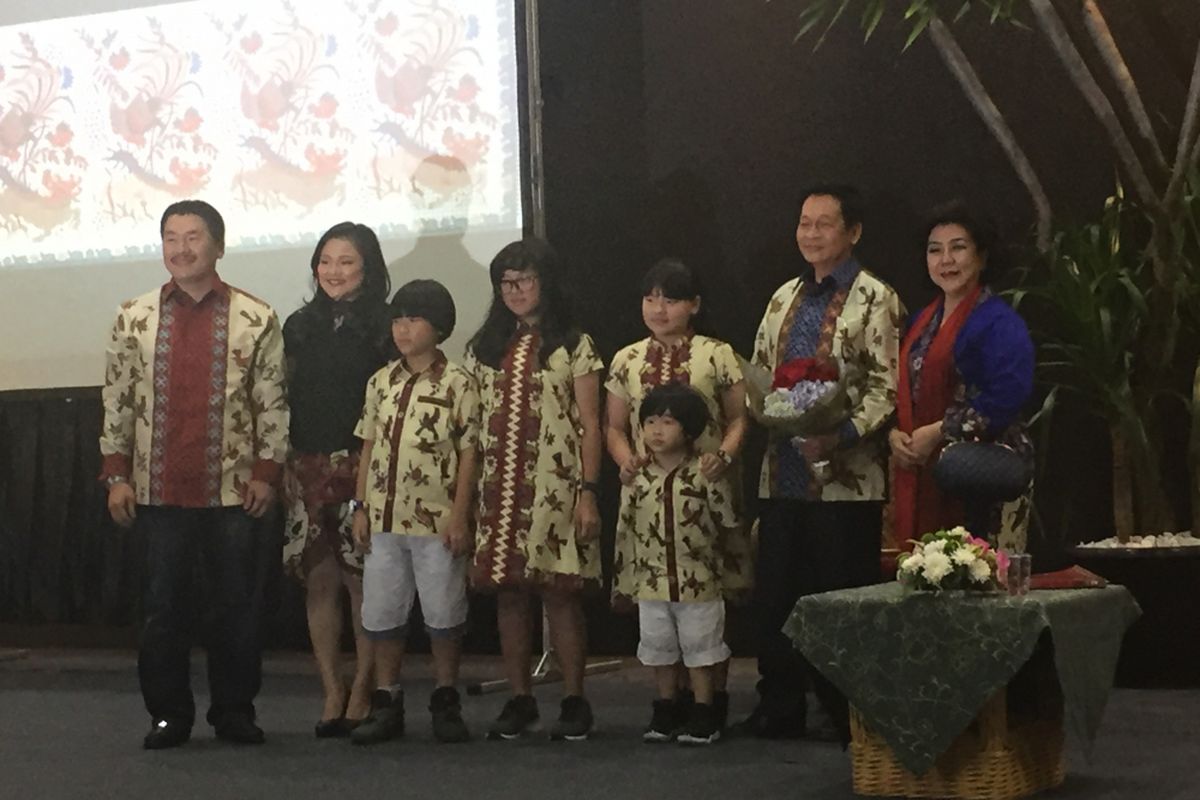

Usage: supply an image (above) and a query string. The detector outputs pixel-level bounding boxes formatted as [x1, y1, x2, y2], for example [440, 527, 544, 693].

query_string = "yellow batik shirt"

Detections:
[605, 334, 741, 457]
[752, 268, 902, 502]
[99, 282, 289, 507]
[355, 352, 480, 537]
[606, 334, 753, 595]
[613, 456, 740, 603]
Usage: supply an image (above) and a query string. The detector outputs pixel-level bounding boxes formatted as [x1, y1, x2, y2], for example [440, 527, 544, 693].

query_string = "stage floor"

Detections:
[2, 652, 1197, 799]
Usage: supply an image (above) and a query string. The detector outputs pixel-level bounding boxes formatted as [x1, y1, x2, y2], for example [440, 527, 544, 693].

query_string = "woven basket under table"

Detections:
[849, 688, 1065, 800]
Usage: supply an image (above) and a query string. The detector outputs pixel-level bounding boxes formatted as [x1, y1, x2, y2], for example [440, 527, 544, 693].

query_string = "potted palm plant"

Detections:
[1008, 188, 1200, 686]
[785, 0, 1200, 685]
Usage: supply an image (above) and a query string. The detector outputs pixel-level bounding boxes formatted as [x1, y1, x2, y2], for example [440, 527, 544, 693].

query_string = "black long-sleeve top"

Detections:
[283, 300, 391, 455]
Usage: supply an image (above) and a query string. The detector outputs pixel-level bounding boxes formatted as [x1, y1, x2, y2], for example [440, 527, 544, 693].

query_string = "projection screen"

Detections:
[0, 0, 525, 390]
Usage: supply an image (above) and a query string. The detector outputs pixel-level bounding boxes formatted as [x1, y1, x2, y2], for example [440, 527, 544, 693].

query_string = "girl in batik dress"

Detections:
[605, 258, 752, 732]
[465, 238, 604, 741]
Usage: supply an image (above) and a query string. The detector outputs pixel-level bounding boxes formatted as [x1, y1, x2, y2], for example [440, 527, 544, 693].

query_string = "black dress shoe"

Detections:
[213, 712, 265, 744]
[804, 718, 848, 743]
[730, 706, 806, 740]
[143, 719, 192, 750]
[314, 717, 349, 738]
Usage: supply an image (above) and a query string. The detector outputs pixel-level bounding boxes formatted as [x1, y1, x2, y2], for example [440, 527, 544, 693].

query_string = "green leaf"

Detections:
[861, 0, 886, 40]
[816, 0, 853, 49]
[902, 10, 932, 50]
[1098, 306, 1114, 352]
[794, 2, 831, 43]
[1116, 274, 1150, 316]
[1028, 385, 1059, 427]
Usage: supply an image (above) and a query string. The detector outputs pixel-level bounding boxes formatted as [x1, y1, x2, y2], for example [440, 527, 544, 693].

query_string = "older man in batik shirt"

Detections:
[738, 184, 902, 742]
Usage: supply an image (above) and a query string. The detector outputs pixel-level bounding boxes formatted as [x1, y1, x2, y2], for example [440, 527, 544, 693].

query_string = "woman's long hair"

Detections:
[307, 221, 392, 308]
[467, 237, 582, 369]
[288, 222, 393, 356]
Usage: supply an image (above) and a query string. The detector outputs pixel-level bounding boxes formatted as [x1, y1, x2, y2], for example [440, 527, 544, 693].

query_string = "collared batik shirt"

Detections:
[613, 456, 740, 603]
[99, 280, 289, 507]
[355, 352, 480, 537]
[606, 333, 752, 595]
[605, 334, 741, 457]
[752, 263, 902, 502]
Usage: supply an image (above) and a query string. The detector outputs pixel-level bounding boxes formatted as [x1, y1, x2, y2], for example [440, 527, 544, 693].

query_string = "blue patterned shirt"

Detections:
[776, 258, 862, 497]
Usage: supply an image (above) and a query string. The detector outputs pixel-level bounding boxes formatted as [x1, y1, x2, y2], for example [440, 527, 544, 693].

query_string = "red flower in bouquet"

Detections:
[772, 357, 839, 389]
[737, 353, 850, 437]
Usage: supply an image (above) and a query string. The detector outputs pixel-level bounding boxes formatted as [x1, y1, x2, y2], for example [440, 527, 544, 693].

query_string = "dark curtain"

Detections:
[0, 389, 308, 648]
[0, 389, 140, 626]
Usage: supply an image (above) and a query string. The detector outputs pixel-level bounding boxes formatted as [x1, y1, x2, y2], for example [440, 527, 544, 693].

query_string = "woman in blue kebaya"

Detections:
[890, 203, 1035, 550]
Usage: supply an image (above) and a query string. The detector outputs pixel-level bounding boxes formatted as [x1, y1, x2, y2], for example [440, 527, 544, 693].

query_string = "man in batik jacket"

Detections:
[99, 200, 288, 750]
[738, 184, 902, 742]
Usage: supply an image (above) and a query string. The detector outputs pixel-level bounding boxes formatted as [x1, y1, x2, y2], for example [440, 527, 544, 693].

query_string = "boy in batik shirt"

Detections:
[614, 383, 740, 746]
[349, 280, 480, 746]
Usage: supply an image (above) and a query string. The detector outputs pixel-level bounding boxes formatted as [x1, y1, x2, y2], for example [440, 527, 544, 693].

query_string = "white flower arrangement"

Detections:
[897, 526, 1003, 592]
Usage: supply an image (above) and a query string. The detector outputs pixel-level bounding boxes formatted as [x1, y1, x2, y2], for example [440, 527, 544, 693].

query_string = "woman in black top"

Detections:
[282, 222, 392, 736]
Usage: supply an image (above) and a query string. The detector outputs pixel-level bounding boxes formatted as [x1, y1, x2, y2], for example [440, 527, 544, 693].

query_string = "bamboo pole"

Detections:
[1081, 0, 1168, 171]
[928, 16, 1054, 252]
[1110, 425, 1135, 543]
[1192, 363, 1200, 538]
[1028, 0, 1160, 212]
[1164, 43, 1200, 213]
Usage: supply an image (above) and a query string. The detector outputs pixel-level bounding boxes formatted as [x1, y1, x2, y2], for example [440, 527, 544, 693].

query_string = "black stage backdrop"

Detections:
[3, 1, 1197, 649]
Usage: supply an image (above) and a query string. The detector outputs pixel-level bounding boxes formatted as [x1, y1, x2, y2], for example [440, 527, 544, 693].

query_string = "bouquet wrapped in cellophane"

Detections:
[738, 354, 851, 437]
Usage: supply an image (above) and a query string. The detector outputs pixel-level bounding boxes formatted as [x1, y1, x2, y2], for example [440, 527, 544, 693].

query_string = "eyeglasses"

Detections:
[498, 274, 537, 294]
[797, 219, 843, 234]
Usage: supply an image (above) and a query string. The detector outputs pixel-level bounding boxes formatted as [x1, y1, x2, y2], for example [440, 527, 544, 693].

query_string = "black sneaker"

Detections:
[677, 702, 720, 746]
[642, 698, 681, 743]
[487, 694, 540, 740]
[351, 689, 405, 745]
[549, 695, 593, 741]
[712, 690, 730, 732]
[429, 686, 470, 743]
[143, 719, 191, 750]
[676, 687, 695, 717]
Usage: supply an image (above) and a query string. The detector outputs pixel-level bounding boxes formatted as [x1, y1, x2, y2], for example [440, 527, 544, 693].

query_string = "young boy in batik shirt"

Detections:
[349, 280, 480, 745]
[614, 383, 740, 746]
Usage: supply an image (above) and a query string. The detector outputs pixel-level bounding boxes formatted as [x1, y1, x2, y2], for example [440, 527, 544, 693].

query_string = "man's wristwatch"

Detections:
[348, 498, 367, 515]
[580, 480, 600, 495]
[105, 475, 128, 489]
[715, 449, 733, 466]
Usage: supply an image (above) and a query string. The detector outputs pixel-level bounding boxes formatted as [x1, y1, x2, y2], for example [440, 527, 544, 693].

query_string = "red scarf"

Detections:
[892, 285, 981, 546]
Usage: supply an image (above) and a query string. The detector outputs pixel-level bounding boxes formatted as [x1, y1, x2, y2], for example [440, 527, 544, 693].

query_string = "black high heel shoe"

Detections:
[315, 717, 350, 738]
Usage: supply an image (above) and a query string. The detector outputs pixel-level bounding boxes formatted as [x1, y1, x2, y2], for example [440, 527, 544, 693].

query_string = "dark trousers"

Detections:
[752, 499, 883, 725]
[137, 506, 264, 727]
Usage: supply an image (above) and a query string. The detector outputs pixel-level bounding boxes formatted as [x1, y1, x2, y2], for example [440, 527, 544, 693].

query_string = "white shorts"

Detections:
[637, 599, 730, 668]
[361, 533, 469, 640]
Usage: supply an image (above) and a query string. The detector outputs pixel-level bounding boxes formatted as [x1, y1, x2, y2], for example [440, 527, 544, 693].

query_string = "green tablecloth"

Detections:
[784, 583, 1141, 774]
